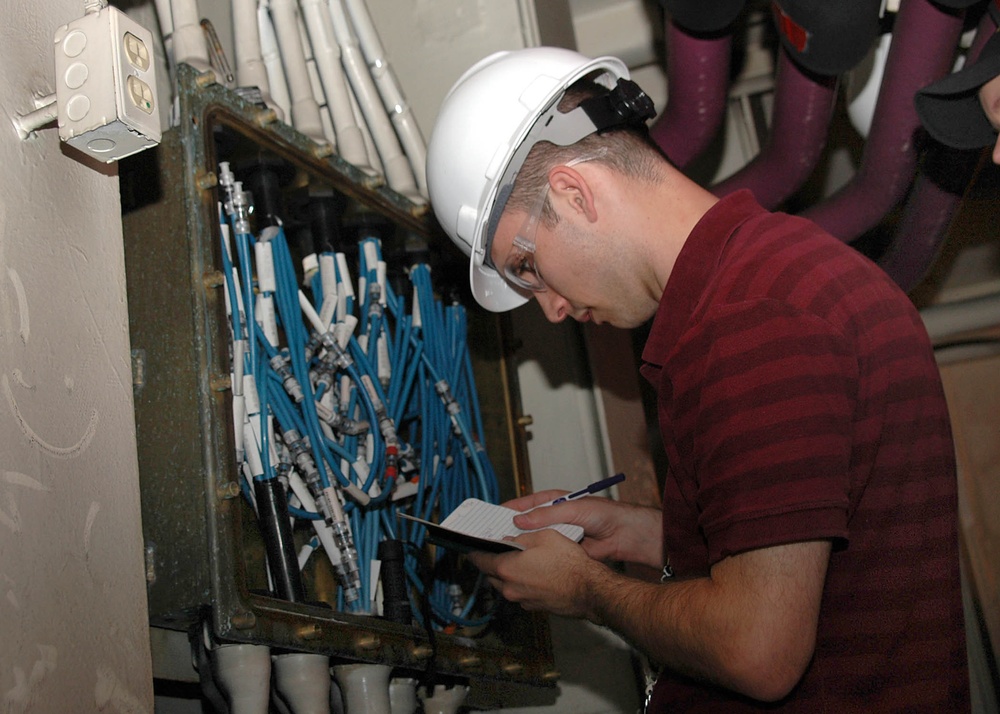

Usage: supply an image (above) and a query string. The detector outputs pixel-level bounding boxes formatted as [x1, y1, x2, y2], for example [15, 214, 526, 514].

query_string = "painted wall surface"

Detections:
[0, 0, 154, 711]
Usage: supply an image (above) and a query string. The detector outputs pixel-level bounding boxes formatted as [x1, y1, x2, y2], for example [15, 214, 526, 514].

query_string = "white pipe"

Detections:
[268, 0, 326, 142]
[12, 97, 57, 139]
[418, 684, 469, 714]
[273, 653, 332, 714]
[299, 0, 374, 169]
[258, 1, 292, 121]
[349, 76, 384, 175]
[212, 644, 272, 714]
[232, 0, 282, 119]
[920, 293, 1000, 344]
[333, 663, 392, 714]
[297, 11, 337, 144]
[170, 0, 216, 77]
[326, 0, 420, 201]
[153, 0, 174, 71]
[389, 677, 418, 714]
[342, 0, 427, 196]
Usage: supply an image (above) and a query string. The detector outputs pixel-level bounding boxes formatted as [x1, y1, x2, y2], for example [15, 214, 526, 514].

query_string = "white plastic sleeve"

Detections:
[255, 239, 277, 294]
[257, 295, 279, 347]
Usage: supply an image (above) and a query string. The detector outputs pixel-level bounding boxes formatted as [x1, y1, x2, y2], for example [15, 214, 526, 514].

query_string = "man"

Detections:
[426, 47, 969, 711]
[916, 28, 1000, 164]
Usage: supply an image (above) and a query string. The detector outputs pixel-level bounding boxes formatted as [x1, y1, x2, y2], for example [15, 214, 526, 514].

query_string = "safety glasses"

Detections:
[502, 182, 552, 291]
[500, 149, 607, 293]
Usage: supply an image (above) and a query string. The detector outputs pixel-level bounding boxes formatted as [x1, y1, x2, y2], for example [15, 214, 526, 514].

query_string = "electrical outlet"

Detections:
[53, 5, 161, 163]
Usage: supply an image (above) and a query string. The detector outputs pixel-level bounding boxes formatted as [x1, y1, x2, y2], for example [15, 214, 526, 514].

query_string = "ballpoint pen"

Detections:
[533, 473, 626, 509]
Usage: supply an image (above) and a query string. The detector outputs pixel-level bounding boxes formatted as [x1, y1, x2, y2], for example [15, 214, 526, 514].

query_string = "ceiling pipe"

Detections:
[877, 145, 982, 292]
[649, 20, 733, 169]
[878, 12, 997, 293]
[711, 48, 838, 209]
[799, 0, 966, 241]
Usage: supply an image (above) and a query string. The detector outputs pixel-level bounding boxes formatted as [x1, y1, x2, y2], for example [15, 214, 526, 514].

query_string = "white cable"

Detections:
[267, 0, 326, 142]
[299, 0, 374, 169]
[342, 0, 427, 196]
[349, 74, 385, 176]
[296, 9, 337, 144]
[326, 0, 420, 200]
[232, 0, 282, 120]
[153, 0, 173, 37]
[170, 0, 216, 78]
[258, 2, 292, 120]
[299, 289, 327, 335]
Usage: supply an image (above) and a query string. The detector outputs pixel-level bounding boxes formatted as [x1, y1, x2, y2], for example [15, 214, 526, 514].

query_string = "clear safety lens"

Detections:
[501, 184, 550, 292]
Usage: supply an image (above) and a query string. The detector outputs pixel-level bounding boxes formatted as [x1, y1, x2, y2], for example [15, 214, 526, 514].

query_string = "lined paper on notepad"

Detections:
[441, 499, 584, 543]
[398, 498, 584, 553]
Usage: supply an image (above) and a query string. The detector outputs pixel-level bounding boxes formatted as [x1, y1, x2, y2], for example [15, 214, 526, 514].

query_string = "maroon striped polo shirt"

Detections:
[641, 190, 968, 712]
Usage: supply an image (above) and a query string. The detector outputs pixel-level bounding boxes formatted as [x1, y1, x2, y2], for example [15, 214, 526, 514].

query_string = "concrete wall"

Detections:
[0, 0, 153, 711]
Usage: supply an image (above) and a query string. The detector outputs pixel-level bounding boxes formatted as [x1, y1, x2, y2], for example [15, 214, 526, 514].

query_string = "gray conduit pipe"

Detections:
[419, 684, 470, 714]
[800, 0, 966, 241]
[212, 644, 272, 714]
[649, 21, 732, 169]
[334, 663, 393, 714]
[878, 14, 997, 293]
[711, 49, 838, 209]
[920, 292, 1000, 344]
[273, 653, 331, 714]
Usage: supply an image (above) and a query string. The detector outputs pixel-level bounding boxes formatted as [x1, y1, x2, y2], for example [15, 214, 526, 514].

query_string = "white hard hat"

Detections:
[426, 47, 641, 312]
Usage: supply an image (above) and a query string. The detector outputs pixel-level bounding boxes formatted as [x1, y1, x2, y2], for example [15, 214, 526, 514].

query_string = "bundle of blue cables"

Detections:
[217, 168, 500, 630]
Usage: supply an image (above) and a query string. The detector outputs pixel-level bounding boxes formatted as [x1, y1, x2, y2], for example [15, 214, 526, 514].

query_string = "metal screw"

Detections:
[255, 108, 278, 127]
[297, 623, 322, 640]
[209, 374, 232, 392]
[216, 481, 241, 500]
[410, 644, 433, 660]
[195, 70, 218, 88]
[203, 270, 226, 288]
[230, 611, 256, 629]
[195, 170, 218, 190]
[313, 142, 334, 159]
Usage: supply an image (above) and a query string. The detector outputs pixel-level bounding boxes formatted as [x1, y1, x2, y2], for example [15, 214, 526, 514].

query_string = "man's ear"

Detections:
[547, 165, 598, 223]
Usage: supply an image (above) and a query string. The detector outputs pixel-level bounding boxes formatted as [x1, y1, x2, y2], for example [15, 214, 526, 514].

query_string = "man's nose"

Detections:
[535, 291, 570, 323]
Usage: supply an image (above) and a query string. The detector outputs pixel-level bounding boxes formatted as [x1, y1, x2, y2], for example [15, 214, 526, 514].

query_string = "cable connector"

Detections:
[315, 399, 369, 436]
[280, 428, 322, 488]
[270, 352, 304, 403]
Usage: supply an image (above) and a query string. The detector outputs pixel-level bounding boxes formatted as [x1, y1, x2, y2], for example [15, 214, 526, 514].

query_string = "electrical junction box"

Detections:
[120, 64, 553, 707]
[53, 5, 161, 163]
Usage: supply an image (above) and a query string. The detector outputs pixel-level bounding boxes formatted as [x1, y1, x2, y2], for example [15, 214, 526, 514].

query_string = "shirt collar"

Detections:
[641, 190, 763, 367]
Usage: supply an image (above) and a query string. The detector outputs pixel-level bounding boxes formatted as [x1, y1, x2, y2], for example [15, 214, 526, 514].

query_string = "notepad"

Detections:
[398, 498, 585, 553]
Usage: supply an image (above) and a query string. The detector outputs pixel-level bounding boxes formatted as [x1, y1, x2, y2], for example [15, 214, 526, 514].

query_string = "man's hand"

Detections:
[503, 490, 664, 568]
[468, 529, 603, 618]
